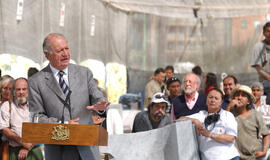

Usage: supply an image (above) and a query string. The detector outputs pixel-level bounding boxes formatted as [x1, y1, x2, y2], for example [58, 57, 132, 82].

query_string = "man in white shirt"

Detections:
[0, 78, 43, 160]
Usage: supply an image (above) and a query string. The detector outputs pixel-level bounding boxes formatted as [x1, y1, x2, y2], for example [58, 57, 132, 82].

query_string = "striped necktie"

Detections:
[58, 71, 69, 95]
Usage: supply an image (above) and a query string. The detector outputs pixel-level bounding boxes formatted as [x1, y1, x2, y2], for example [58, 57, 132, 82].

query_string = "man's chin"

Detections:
[154, 115, 163, 121]
[58, 63, 69, 70]
[224, 91, 231, 96]
[184, 90, 193, 94]
[16, 97, 27, 105]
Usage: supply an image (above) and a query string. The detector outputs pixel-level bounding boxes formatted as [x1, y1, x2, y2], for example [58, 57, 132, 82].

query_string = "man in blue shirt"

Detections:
[221, 75, 238, 110]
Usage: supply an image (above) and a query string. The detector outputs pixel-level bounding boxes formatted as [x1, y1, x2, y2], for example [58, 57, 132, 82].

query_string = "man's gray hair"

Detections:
[250, 81, 264, 90]
[43, 33, 66, 54]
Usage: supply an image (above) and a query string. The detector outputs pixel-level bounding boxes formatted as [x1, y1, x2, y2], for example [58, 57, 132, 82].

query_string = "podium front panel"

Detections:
[22, 122, 108, 146]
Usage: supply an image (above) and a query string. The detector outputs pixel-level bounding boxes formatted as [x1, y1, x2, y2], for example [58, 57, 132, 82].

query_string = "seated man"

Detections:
[132, 92, 171, 133]
[0, 78, 43, 160]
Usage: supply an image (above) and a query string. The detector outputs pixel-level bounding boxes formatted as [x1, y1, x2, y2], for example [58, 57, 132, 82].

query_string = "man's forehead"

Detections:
[159, 72, 165, 75]
[15, 79, 27, 87]
[49, 35, 67, 46]
[48, 34, 64, 40]
[153, 102, 166, 106]
[252, 86, 262, 90]
[157, 72, 165, 77]
[224, 77, 235, 84]
[184, 74, 196, 81]
[264, 26, 270, 31]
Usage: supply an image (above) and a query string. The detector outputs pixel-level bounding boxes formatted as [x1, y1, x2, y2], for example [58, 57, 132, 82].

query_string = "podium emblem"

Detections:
[51, 125, 70, 141]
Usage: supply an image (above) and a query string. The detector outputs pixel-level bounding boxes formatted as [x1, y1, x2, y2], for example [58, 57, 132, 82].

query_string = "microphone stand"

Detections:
[61, 90, 72, 123]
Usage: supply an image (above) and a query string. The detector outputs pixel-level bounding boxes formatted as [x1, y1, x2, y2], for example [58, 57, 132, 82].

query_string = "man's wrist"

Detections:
[210, 132, 215, 138]
[209, 132, 212, 138]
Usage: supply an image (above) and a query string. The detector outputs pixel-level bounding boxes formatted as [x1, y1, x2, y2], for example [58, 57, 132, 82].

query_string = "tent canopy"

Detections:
[0, 0, 270, 73]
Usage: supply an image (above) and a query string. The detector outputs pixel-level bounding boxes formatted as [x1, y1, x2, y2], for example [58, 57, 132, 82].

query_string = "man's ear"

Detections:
[44, 52, 49, 59]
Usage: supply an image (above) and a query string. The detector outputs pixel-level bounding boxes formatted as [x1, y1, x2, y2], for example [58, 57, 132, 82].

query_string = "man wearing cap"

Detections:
[132, 92, 171, 133]
[172, 73, 207, 119]
[166, 77, 181, 113]
[230, 85, 270, 160]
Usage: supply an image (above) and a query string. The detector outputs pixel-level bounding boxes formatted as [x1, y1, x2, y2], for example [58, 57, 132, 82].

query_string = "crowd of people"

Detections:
[131, 22, 270, 160]
[138, 66, 270, 159]
[1, 22, 270, 160]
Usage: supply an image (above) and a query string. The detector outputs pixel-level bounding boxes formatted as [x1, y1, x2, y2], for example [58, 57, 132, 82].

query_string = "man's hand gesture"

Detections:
[86, 100, 110, 111]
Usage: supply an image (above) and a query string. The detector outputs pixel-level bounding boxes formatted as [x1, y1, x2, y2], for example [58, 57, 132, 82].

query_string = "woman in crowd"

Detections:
[0, 75, 14, 158]
[180, 88, 239, 160]
[204, 72, 218, 95]
[0, 75, 14, 106]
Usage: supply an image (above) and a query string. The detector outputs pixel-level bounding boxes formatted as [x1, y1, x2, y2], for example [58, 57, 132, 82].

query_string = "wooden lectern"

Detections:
[22, 122, 108, 146]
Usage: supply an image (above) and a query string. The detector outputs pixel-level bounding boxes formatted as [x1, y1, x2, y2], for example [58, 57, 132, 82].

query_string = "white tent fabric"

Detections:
[0, 0, 269, 73]
[101, 0, 270, 18]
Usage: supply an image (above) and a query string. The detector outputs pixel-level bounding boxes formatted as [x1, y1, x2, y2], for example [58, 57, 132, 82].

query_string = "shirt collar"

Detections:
[49, 64, 68, 76]
[185, 91, 198, 102]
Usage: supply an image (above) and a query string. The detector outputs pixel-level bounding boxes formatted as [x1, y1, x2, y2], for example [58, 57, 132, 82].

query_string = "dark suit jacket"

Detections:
[28, 64, 105, 160]
[173, 93, 207, 119]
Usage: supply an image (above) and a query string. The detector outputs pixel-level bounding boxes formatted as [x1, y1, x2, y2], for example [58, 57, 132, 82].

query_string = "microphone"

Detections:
[61, 90, 72, 123]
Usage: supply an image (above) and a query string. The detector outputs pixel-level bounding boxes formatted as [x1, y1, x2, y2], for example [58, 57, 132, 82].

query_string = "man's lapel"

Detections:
[44, 65, 65, 100]
[68, 64, 79, 92]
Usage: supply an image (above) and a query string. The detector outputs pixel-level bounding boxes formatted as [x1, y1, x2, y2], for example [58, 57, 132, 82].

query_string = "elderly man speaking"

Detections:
[28, 33, 109, 160]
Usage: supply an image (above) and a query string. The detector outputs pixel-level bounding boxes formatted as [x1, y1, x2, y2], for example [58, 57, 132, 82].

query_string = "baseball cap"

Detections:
[151, 92, 169, 105]
[166, 77, 180, 87]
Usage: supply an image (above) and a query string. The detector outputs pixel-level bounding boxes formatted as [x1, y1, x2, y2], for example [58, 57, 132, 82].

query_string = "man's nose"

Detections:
[158, 108, 164, 112]
[62, 49, 68, 56]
